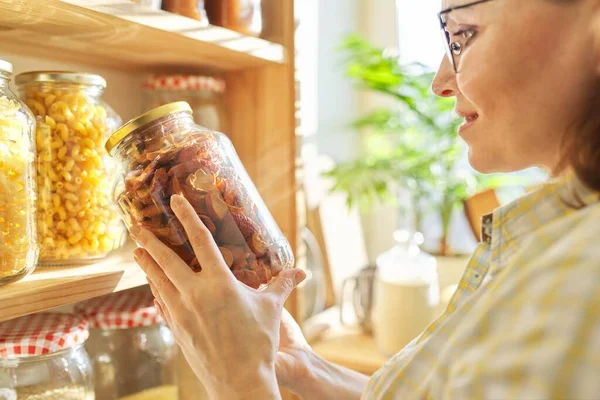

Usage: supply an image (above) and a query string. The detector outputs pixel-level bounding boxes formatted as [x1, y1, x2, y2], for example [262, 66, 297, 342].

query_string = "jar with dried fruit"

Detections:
[16, 71, 127, 265]
[106, 102, 294, 289]
[205, 0, 262, 36]
[0, 59, 38, 286]
[0, 313, 94, 400]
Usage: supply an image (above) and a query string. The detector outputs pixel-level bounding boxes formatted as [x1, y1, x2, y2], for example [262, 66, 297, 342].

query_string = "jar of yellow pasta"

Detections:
[16, 71, 126, 265]
[0, 59, 38, 285]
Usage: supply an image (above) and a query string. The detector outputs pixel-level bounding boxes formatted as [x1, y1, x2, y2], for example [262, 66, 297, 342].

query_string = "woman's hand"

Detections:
[276, 308, 313, 389]
[129, 194, 306, 399]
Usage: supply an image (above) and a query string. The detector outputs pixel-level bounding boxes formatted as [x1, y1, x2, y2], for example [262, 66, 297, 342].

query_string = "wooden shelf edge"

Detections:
[0, 0, 286, 71]
[0, 243, 145, 323]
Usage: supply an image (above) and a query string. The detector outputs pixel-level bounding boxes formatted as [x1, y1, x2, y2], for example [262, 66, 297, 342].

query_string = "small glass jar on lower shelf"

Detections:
[0, 313, 94, 400]
[75, 289, 179, 400]
[0, 59, 38, 287]
[16, 71, 127, 266]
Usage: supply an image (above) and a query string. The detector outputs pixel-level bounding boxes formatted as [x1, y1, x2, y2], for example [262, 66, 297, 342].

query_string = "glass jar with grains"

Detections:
[0, 313, 94, 400]
[0, 59, 38, 286]
[75, 290, 179, 400]
[106, 102, 294, 289]
[16, 71, 127, 265]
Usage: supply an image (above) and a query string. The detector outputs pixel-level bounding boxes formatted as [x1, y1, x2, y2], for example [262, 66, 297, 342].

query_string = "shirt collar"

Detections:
[480, 172, 599, 252]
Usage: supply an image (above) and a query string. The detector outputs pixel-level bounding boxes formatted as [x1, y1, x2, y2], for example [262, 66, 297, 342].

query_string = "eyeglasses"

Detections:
[438, 0, 495, 72]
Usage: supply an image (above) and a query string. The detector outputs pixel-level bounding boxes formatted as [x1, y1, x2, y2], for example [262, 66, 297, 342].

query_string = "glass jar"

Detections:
[205, 0, 262, 36]
[372, 230, 439, 356]
[75, 289, 178, 400]
[0, 313, 94, 400]
[142, 75, 226, 133]
[0, 60, 38, 286]
[106, 102, 294, 289]
[16, 71, 127, 266]
[161, 0, 208, 24]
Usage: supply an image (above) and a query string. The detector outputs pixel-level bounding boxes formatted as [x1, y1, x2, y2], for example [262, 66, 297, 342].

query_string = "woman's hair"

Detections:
[555, 80, 600, 193]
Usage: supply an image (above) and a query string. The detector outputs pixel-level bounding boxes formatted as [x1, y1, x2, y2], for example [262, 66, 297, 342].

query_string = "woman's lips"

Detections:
[458, 113, 479, 135]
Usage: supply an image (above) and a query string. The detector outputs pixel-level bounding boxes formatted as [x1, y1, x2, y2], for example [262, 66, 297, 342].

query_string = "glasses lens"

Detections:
[439, 22, 456, 71]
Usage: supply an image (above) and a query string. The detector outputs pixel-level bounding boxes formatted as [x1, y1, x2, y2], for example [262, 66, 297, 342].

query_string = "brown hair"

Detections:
[555, 80, 600, 193]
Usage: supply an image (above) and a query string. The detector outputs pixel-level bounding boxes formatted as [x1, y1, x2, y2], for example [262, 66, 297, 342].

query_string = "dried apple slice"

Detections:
[124, 169, 143, 192]
[232, 213, 260, 239]
[167, 159, 205, 178]
[199, 215, 217, 235]
[253, 259, 272, 284]
[186, 169, 215, 192]
[175, 144, 200, 162]
[140, 204, 171, 219]
[149, 168, 169, 205]
[248, 232, 268, 257]
[231, 258, 248, 271]
[217, 214, 246, 246]
[219, 247, 234, 268]
[233, 269, 261, 289]
[171, 176, 184, 196]
[206, 190, 229, 222]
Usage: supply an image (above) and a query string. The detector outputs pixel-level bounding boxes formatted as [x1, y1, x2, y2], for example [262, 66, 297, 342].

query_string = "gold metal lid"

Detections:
[0, 59, 13, 74]
[15, 71, 107, 88]
[105, 102, 193, 154]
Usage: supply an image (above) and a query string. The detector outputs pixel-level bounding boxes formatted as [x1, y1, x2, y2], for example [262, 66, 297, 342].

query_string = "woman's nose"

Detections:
[432, 56, 457, 98]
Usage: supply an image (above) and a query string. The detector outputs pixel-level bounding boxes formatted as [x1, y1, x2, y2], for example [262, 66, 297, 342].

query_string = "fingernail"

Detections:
[130, 225, 141, 238]
[294, 270, 306, 285]
[133, 248, 144, 262]
[170, 194, 184, 209]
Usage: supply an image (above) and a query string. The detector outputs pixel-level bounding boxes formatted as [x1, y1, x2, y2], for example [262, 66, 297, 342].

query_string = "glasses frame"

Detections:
[437, 0, 495, 72]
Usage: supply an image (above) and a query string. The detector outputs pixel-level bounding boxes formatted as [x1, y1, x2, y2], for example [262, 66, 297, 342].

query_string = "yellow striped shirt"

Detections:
[363, 174, 600, 399]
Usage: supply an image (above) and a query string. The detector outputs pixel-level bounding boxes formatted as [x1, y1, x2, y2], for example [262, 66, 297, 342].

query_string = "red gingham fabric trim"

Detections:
[0, 313, 89, 359]
[142, 75, 226, 93]
[74, 290, 161, 330]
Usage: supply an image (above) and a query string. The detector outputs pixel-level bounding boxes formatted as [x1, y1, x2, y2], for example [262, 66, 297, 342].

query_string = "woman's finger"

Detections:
[134, 247, 179, 300]
[170, 194, 232, 277]
[264, 268, 306, 305]
[130, 226, 195, 287]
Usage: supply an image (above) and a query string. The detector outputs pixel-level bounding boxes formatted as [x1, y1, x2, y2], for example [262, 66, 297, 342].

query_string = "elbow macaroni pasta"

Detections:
[22, 82, 126, 263]
[0, 94, 37, 282]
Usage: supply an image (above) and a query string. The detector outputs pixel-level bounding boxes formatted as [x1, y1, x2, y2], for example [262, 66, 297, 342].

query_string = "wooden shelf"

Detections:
[0, 242, 144, 323]
[0, 0, 286, 71]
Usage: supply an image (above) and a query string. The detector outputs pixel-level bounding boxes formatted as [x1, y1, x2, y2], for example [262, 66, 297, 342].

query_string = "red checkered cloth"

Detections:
[75, 290, 161, 330]
[0, 313, 89, 358]
[142, 75, 226, 93]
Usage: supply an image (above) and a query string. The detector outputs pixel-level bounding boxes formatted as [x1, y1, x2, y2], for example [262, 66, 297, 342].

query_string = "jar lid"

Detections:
[0, 313, 89, 359]
[0, 59, 13, 74]
[15, 71, 107, 88]
[74, 290, 161, 329]
[142, 75, 225, 93]
[105, 101, 192, 153]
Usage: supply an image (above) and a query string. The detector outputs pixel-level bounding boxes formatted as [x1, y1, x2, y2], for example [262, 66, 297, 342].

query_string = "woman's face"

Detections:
[433, 0, 600, 173]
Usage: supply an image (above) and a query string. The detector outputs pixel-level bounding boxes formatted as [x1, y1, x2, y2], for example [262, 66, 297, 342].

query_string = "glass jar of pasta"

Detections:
[106, 102, 294, 289]
[0, 59, 38, 286]
[16, 71, 127, 265]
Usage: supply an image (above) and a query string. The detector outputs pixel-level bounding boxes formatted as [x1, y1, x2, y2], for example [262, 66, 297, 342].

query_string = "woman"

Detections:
[129, 0, 600, 398]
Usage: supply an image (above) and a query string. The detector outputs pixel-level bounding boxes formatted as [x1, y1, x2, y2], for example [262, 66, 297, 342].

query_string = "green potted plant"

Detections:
[324, 35, 477, 256]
